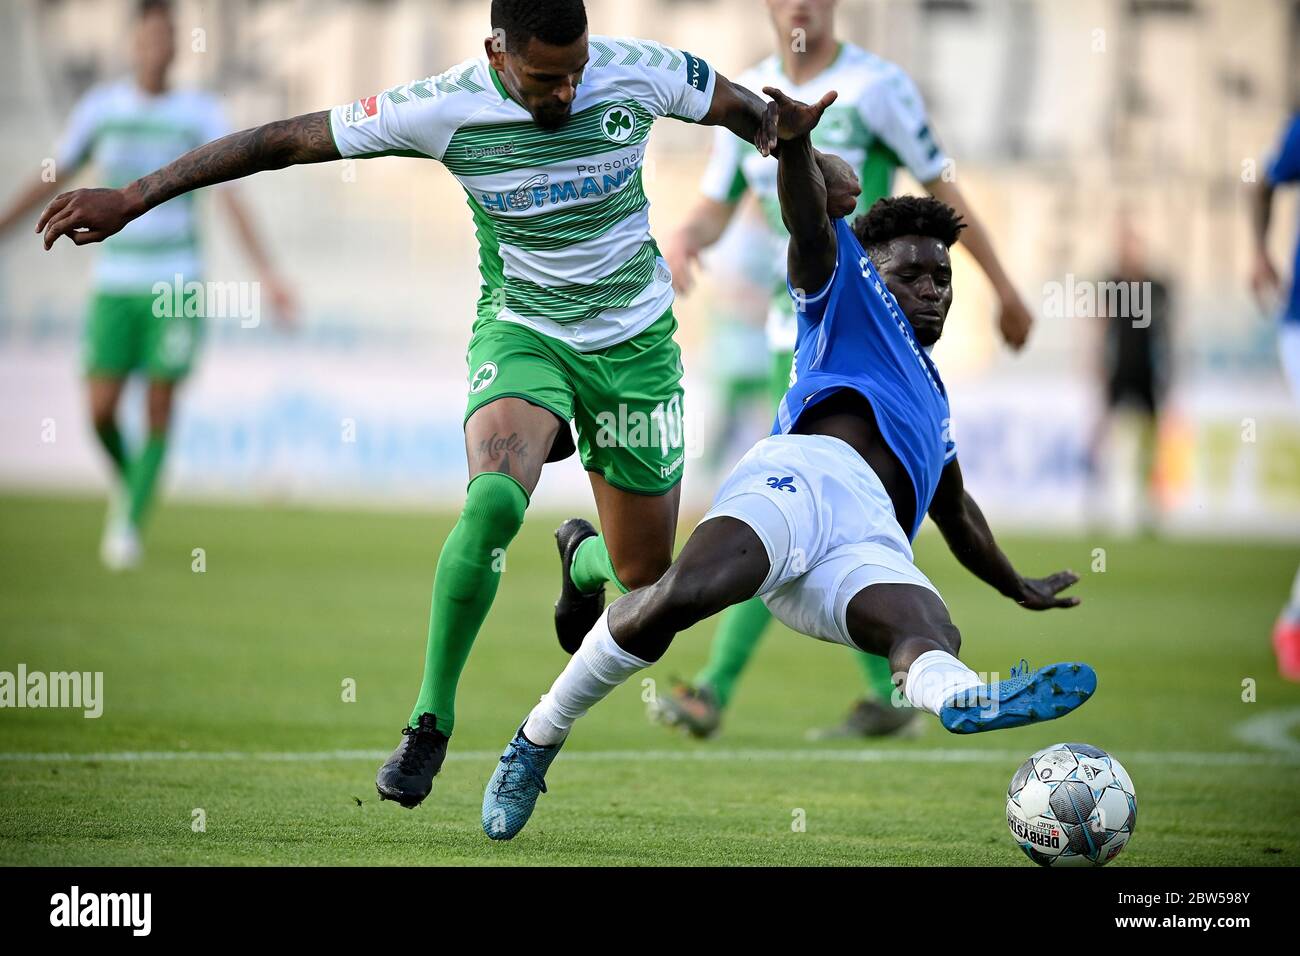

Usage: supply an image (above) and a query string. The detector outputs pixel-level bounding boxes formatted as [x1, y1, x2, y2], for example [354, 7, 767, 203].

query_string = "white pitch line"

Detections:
[0, 748, 1296, 767]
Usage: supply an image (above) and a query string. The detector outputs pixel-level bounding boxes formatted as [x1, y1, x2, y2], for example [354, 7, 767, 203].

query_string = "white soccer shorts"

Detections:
[1280, 323, 1300, 402]
[701, 433, 942, 649]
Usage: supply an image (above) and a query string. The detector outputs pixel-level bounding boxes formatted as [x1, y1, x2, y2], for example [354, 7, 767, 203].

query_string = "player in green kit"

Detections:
[37, 0, 859, 808]
[654, 0, 1036, 740]
[0, 0, 294, 570]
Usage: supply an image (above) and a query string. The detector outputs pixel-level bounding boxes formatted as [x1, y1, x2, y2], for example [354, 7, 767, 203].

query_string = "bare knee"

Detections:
[938, 622, 961, 657]
[610, 551, 671, 591]
[90, 403, 116, 432]
[641, 565, 723, 633]
[89, 391, 118, 432]
[146, 384, 175, 434]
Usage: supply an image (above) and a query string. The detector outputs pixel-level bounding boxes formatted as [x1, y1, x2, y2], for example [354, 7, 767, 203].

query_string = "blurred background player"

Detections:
[1251, 109, 1300, 682]
[1087, 215, 1172, 534]
[654, 0, 1036, 739]
[0, 0, 294, 570]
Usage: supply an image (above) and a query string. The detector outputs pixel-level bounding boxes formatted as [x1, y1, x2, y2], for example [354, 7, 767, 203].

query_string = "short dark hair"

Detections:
[852, 196, 966, 253]
[138, 0, 173, 18]
[490, 0, 587, 53]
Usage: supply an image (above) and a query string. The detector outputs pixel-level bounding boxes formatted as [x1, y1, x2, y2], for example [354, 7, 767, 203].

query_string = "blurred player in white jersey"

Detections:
[654, 0, 1036, 739]
[0, 0, 294, 570]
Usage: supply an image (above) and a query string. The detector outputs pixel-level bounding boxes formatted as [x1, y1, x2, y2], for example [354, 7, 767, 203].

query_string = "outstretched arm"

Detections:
[927, 459, 1080, 611]
[1250, 176, 1281, 310]
[700, 73, 779, 157]
[769, 87, 841, 295]
[38, 111, 339, 250]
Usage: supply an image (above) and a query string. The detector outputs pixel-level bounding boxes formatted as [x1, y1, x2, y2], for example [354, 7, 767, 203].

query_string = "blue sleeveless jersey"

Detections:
[773, 217, 956, 540]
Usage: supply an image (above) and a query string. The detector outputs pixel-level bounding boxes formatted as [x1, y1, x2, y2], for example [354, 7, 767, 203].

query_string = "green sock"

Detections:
[408, 472, 528, 734]
[694, 596, 772, 709]
[94, 420, 130, 479]
[854, 649, 898, 702]
[127, 433, 167, 528]
[570, 534, 629, 595]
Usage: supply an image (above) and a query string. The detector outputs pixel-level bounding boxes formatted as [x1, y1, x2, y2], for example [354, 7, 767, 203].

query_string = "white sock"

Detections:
[522, 610, 652, 746]
[903, 650, 984, 717]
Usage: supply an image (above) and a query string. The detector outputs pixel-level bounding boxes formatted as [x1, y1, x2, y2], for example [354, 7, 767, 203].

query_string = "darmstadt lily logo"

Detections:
[766, 476, 797, 493]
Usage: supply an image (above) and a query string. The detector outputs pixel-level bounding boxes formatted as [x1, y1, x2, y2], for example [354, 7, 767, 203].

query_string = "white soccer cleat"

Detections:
[100, 516, 142, 572]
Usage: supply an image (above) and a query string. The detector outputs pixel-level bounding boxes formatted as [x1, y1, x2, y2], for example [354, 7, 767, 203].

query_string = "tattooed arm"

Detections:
[38, 111, 339, 250]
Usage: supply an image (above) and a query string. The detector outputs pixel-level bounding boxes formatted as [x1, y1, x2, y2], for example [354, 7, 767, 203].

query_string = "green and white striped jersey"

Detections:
[329, 37, 718, 352]
[698, 43, 947, 352]
[58, 82, 230, 294]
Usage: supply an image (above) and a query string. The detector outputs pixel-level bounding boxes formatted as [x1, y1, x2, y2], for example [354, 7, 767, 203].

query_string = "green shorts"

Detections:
[85, 292, 203, 380]
[771, 348, 795, 409]
[464, 308, 686, 496]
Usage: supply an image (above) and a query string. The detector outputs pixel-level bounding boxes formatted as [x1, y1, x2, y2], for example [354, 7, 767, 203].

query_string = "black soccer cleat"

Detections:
[375, 712, 449, 809]
[554, 517, 605, 655]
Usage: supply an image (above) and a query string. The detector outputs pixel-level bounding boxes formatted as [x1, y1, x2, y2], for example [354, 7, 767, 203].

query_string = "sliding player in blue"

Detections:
[482, 88, 1095, 840]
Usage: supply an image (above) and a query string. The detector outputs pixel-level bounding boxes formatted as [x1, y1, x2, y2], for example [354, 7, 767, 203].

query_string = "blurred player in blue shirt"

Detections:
[1250, 110, 1300, 681]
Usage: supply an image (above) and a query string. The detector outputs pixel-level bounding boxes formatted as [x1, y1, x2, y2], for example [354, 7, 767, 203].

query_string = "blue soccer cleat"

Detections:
[939, 660, 1096, 734]
[481, 726, 565, 840]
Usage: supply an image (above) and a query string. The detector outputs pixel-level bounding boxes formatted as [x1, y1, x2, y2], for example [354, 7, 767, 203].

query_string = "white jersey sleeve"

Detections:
[328, 62, 489, 162]
[591, 37, 717, 123]
[699, 124, 749, 204]
[858, 66, 948, 184]
[55, 87, 107, 171]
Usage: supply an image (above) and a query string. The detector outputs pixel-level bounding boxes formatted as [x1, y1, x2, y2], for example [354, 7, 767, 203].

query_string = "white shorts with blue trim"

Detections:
[701, 433, 942, 649]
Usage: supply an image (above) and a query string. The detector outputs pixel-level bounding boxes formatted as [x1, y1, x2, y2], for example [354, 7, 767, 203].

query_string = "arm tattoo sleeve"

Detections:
[128, 111, 340, 214]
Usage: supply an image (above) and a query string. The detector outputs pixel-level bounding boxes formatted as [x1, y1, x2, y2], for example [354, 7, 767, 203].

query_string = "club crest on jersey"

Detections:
[342, 95, 379, 128]
[470, 362, 499, 394]
[600, 106, 637, 144]
[766, 476, 797, 493]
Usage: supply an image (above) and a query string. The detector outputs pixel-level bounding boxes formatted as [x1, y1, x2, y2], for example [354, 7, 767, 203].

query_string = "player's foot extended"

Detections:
[554, 517, 605, 654]
[481, 727, 564, 840]
[939, 661, 1096, 735]
[648, 681, 722, 739]
[375, 712, 449, 808]
[1274, 615, 1300, 682]
[806, 698, 919, 740]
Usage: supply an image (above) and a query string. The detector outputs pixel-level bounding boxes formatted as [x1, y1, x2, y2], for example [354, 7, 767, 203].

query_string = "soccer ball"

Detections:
[1006, 742, 1137, 867]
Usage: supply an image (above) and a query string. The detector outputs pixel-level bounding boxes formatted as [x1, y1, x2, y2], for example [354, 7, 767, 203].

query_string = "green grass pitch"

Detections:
[1, 493, 1297, 866]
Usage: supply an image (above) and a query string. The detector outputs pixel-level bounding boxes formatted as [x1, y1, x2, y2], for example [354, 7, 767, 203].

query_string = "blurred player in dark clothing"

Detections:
[1090, 219, 1172, 532]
